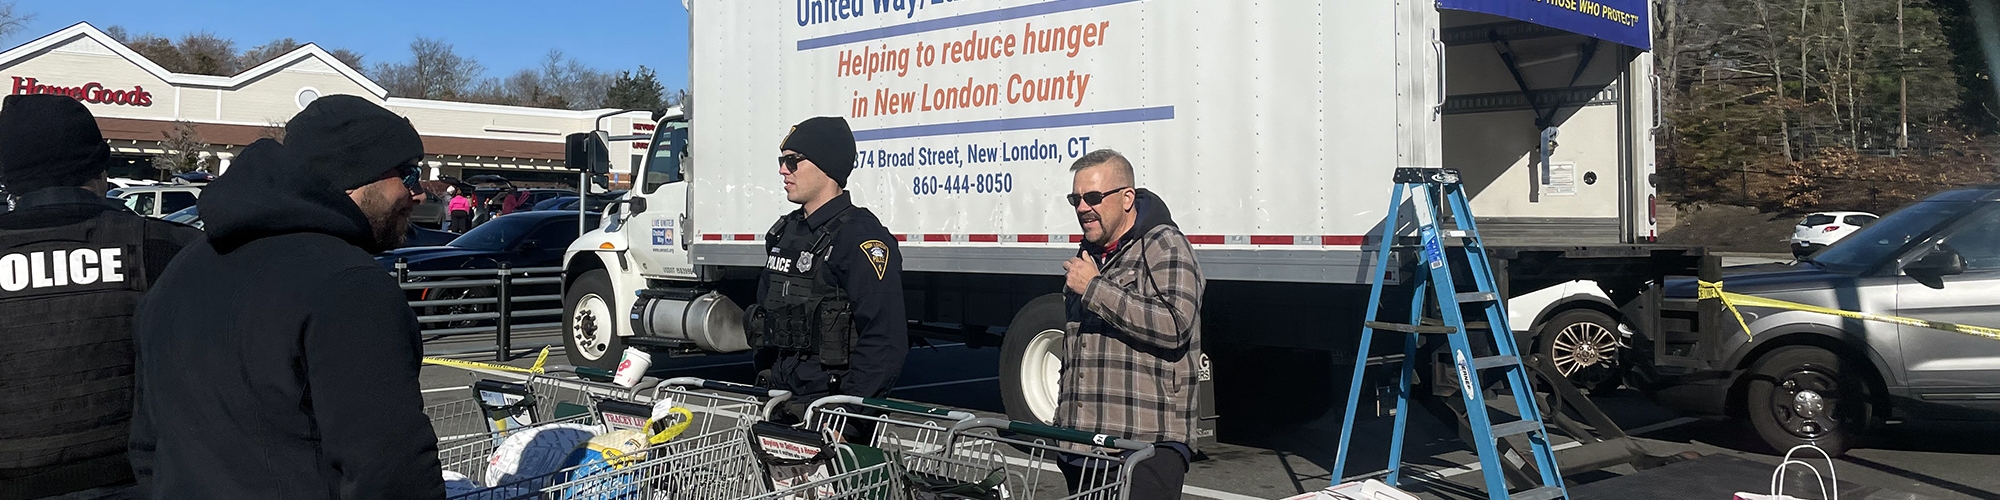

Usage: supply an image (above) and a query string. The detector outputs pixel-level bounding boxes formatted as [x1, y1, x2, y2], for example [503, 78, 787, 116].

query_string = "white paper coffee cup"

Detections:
[613, 347, 652, 388]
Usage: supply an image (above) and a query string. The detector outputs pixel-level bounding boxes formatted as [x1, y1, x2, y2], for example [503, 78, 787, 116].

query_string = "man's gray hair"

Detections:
[1069, 149, 1134, 186]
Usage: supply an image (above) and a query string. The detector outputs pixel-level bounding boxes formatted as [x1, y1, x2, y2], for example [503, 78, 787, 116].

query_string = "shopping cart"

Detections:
[804, 396, 976, 455]
[424, 365, 656, 443]
[744, 396, 975, 500]
[444, 376, 791, 500]
[899, 418, 1156, 500]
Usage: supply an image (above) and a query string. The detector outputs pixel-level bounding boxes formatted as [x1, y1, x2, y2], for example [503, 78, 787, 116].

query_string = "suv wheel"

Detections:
[1745, 345, 1863, 456]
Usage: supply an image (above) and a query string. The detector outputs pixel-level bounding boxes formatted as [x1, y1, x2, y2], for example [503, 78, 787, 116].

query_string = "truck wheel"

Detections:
[1745, 346, 1862, 457]
[564, 269, 625, 371]
[1001, 294, 1067, 425]
[1537, 308, 1625, 395]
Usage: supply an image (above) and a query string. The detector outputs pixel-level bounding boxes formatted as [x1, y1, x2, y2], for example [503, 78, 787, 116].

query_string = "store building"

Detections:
[0, 22, 656, 188]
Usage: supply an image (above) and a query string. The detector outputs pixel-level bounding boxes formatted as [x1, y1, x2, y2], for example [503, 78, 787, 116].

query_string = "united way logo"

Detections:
[652, 227, 673, 246]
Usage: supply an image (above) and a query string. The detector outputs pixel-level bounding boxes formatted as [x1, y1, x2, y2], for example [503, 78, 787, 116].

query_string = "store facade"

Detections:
[0, 22, 655, 188]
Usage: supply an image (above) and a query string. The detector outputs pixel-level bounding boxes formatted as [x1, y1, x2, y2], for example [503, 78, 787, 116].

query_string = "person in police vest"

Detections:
[0, 95, 203, 500]
[748, 116, 908, 422]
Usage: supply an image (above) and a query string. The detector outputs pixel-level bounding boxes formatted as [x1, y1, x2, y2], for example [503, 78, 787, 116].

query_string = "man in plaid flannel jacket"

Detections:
[1057, 149, 1205, 499]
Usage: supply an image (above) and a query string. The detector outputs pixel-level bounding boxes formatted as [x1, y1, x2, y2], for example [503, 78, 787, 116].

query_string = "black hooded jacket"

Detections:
[129, 140, 443, 499]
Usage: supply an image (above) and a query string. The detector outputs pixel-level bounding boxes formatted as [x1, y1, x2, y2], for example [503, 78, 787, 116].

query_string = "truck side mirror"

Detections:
[627, 197, 647, 214]
[565, 132, 613, 174]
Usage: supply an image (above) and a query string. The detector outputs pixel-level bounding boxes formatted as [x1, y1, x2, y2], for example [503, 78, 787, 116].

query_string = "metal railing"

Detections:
[392, 259, 566, 361]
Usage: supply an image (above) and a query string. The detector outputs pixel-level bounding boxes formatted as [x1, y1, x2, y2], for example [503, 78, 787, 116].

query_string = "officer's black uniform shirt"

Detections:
[755, 191, 908, 400]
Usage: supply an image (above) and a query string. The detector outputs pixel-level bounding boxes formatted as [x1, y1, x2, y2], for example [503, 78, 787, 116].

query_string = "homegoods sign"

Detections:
[11, 77, 154, 106]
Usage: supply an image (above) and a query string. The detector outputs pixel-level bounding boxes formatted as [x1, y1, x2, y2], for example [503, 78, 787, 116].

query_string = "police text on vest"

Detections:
[0, 248, 125, 291]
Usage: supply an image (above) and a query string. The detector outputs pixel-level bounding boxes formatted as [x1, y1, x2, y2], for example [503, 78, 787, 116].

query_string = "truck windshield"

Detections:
[1809, 200, 1979, 274]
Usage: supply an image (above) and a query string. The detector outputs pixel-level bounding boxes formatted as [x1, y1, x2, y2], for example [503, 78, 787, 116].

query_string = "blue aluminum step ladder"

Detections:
[1330, 167, 1568, 500]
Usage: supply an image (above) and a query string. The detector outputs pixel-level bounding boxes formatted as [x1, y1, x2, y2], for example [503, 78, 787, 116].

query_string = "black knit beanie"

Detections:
[284, 95, 424, 191]
[780, 116, 856, 187]
[0, 95, 111, 194]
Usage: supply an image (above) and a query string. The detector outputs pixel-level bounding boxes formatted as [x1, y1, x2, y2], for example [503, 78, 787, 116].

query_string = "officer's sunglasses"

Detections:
[1067, 186, 1131, 207]
[778, 153, 809, 173]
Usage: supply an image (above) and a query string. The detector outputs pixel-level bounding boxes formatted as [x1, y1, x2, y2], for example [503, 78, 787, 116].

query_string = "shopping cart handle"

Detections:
[540, 365, 664, 392]
[952, 418, 1150, 451]
[664, 377, 793, 399]
[863, 398, 977, 421]
[570, 366, 616, 381]
[806, 396, 976, 421]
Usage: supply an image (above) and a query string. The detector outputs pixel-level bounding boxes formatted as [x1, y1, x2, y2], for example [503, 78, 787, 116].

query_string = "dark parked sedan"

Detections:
[377, 211, 599, 330]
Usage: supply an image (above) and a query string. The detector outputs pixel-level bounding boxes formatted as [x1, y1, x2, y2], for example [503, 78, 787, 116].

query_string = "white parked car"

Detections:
[1790, 211, 1878, 258]
[1509, 280, 1630, 394]
[109, 185, 202, 218]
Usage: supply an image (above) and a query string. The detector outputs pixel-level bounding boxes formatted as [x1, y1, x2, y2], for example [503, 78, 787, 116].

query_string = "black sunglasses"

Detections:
[1066, 186, 1131, 207]
[385, 164, 423, 194]
[778, 153, 808, 173]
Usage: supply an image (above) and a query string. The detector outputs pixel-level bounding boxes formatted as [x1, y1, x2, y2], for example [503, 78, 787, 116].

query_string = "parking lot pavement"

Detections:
[419, 342, 1999, 500]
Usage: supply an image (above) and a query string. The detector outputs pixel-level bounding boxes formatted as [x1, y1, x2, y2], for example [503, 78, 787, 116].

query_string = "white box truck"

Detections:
[560, 0, 1691, 438]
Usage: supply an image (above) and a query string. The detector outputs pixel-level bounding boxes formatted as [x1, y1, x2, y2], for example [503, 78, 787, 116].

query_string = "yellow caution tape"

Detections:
[1699, 280, 2000, 341]
[422, 346, 552, 374]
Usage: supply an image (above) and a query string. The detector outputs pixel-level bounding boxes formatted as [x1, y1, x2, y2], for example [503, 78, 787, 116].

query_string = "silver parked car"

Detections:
[1642, 186, 2000, 456]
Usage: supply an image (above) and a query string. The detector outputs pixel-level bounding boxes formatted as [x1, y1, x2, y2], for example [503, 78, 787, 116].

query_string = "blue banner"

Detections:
[1440, 0, 1651, 50]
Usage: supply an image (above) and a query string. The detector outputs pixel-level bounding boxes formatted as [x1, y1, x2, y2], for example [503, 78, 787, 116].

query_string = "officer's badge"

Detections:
[860, 240, 889, 280]
[797, 251, 814, 273]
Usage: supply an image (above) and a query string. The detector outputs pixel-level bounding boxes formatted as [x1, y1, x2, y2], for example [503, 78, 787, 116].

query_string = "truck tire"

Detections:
[564, 269, 625, 371]
[1000, 294, 1068, 425]
[1535, 308, 1626, 395]
[1745, 345, 1862, 457]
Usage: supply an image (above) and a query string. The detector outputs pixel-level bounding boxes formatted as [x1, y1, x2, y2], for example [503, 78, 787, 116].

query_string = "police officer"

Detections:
[749, 116, 908, 421]
[0, 95, 202, 499]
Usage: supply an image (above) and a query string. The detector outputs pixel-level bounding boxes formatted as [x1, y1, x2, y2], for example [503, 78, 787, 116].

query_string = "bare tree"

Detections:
[174, 32, 238, 76]
[537, 50, 610, 109]
[371, 37, 484, 100]
[326, 48, 365, 71]
[156, 121, 217, 178]
[238, 38, 303, 69]
[0, 1, 34, 42]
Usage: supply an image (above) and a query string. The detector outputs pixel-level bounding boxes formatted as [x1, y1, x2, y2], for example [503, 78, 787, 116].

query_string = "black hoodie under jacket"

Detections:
[129, 139, 444, 500]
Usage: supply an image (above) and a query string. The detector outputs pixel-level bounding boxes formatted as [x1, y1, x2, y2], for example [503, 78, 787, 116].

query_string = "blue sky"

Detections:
[7, 0, 691, 91]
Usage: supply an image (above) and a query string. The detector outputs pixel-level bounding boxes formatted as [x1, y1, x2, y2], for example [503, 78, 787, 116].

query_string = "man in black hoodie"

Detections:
[130, 95, 443, 499]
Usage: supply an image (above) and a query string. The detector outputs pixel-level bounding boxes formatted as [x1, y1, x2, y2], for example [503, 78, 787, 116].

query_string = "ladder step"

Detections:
[1443, 229, 1470, 239]
[1470, 355, 1520, 370]
[1456, 291, 1498, 303]
[1422, 317, 1491, 330]
[1512, 486, 1566, 500]
[1491, 420, 1543, 439]
[1364, 321, 1457, 335]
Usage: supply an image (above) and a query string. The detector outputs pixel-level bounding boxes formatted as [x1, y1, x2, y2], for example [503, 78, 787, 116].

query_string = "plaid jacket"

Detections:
[1058, 214, 1205, 452]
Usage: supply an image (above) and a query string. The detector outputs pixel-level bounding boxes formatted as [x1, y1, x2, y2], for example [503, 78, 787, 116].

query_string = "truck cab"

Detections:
[561, 116, 757, 369]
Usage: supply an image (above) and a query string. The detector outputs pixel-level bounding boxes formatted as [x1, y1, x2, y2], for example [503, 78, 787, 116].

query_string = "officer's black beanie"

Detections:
[780, 116, 856, 187]
[284, 95, 425, 191]
[0, 94, 112, 194]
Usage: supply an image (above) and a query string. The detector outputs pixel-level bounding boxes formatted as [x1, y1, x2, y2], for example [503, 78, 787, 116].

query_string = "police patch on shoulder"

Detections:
[859, 240, 889, 280]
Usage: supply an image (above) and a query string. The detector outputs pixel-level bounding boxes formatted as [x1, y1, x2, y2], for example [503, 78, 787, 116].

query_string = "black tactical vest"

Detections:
[754, 207, 860, 366]
[0, 209, 153, 470]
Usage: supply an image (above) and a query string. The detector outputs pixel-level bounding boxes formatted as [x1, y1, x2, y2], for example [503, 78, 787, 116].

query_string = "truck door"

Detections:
[1894, 205, 2000, 417]
[627, 123, 698, 279]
